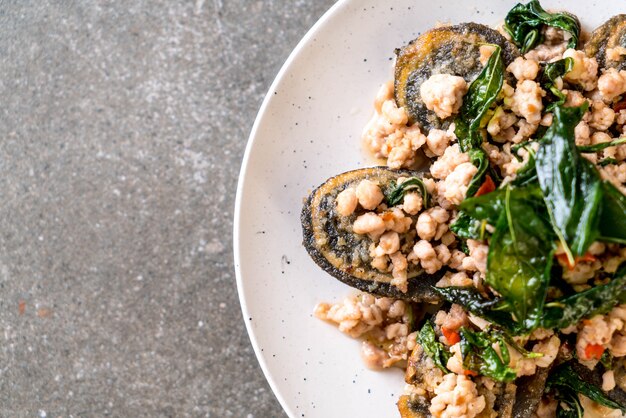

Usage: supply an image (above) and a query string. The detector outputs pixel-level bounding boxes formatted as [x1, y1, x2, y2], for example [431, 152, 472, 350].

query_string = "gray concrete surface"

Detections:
[0, 1, 335, 416]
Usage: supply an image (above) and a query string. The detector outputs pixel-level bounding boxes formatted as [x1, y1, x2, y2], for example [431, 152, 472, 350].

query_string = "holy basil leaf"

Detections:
[487, 186, 556, 330]
[577, 137, 626, 153]
[502, 332, 543, 359]
[466, 148, 492, 197]
[543, 58, 574, 86]
[433, 286, 500, 312]
[451, 180, 506, 241]
[417, 321, 451, 373]
[457, 188, 507, 226]
[454, 148, 499, 238]
[511, 140, 533, 159]
[449, 212, 484, 240]
[542, 270, 626, 329]
[433, 286, 521, 334]
[511, 153, 538, 186]
[554, 389, 584, 418]
[457, 185, 556, 332]
[547, 364, 626, 413]
[385, 177, 430, 208]
[451, 186, 540, 240]
[535, 103, 603, 258]
[451, 145, 502, 240]
[535, 104, 626, 255]
[601, 351, 614, 370]
[510, 142, 539, 186]
[504, 0, 580, 54]
[598, 158, 619, 167]
[459, 327, 517, 382]
[458, 185, 544, 230]
[450, 196, 500, 240]
[599, 182, 626, 245]
[542, 58, 574, 111]
[455, 46, 504, 152]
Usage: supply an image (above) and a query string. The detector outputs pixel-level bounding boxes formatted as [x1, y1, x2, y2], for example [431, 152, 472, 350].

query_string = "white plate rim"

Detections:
[233, 1, 345, 416]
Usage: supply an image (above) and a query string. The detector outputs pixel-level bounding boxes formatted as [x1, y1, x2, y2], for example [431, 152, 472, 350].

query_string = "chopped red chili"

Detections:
[474, 176, 496, 197]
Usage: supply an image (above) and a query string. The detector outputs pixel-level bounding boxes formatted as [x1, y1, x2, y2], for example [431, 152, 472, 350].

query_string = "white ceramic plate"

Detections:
[234, 1, 610, 417]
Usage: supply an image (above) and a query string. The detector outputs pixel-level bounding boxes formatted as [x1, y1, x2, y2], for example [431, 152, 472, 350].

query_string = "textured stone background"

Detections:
[0, 1, 334, 416]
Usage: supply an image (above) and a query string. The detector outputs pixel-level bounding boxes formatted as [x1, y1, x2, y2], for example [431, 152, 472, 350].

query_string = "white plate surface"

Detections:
[234, 1, 611, 417]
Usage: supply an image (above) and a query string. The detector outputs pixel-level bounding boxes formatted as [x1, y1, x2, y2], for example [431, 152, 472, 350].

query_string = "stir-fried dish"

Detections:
[301, 2, 626, 417]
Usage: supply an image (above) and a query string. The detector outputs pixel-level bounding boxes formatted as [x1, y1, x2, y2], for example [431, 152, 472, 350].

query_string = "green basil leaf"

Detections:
[455, 46, 504, 152]
[504, 0, 580, 54]
[541, 58, 574, 111]
[511, 153, 538, 186]
[456, 185, 556, 331]
[451, 176, 506, 241]
[599, 182, 626, 245]
[458, 185, 545, 229]
[577, 137, 626, 153]
[547, 364, 626, 413]
[449, 212, 485, 240]
[453, 148, 500, 236]
[555, 389, 584, 418]
[487, 186, 556, 330]
[459, 327, 517, 382]
[385, 177, 430, 208]
[451, 186, 543, 239]
[502, 332, 544, 359]
[542, 268, 626, 329]
[510, 142, 539, 186]
[511, 140, 534, 160]
[433, 286, 522, 334]
[598, 158, 619, 167]
[543, 58, 574, 84]
[457, 188, 507, 226]
[466, 148, 492, 197]
[601, 351, 614, 370]
[417, 320, 451, 373]
[535, 103, 603, 257]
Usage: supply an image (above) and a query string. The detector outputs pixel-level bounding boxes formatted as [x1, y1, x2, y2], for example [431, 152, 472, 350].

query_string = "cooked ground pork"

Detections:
[362, 82, 427, 169]
[429, 373, 486, 418]
[434, 304, 469, 337]
[426, 128, 455, 157]
[430, 144, 470, 180]
[352, 212, 385, 236]
[440, 162, 478, 205]
[576, 304, 626, 361]
[511, 336, 561, 377]
[598, 68, 626, 102]
[420, 74, 469, 119]
[603, 370, 616, 392]
[507, 56, 540, 81]
[355, 179, 384, 210]
[563, 48, 599, 91]
[314, 293, 417, 369]
[335, 187, 358, 216]
[402, 192, 423, 215]
[510, 79, 545, 124]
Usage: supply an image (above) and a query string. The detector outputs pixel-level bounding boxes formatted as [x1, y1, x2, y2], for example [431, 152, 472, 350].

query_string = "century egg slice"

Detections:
[394, 23, 519, 132]
[585, 15, 626, 71]
[301, 167, 442, 302]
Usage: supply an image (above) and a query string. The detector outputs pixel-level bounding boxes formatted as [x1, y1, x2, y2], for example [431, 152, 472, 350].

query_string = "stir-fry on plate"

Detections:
[236, 1, 626, 417]
[303, 1, 626, 417]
